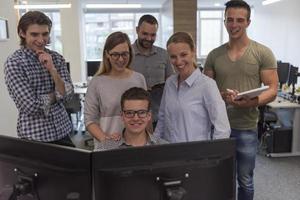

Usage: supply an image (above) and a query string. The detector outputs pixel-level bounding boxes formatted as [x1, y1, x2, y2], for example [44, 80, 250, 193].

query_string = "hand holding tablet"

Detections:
[230, 86, 269, 100]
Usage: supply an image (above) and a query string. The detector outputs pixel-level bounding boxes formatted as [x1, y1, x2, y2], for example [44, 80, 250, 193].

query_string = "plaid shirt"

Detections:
[4, 47, 74, 142]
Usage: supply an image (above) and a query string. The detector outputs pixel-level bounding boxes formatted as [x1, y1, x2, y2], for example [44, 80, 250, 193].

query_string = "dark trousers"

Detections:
[47, 135, 75, 147]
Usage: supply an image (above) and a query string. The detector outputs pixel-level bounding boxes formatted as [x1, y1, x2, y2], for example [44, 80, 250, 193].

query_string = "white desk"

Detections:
[74, 82, 87, 94]
[74, 87, 87, 94]
[267, 97, 300, 157]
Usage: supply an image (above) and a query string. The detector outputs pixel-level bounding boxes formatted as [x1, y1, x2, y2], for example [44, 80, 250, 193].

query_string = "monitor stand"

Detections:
[8, 168, 39, 200]
[160, 178, 187, 200]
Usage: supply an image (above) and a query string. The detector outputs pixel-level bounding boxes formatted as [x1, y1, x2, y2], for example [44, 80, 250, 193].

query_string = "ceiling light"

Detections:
[14, 4, 72, 9]
[86, 4, 142, 9]
[262, 0, 281, 6]
[214, 3, 221, 7]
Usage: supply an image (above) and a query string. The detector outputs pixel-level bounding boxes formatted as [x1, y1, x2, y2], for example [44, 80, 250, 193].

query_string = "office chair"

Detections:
[258, 105, 278, 153]
[258, 106, 278, 136]
[64, 93, 82, 134]
[149, 83, 165, 130]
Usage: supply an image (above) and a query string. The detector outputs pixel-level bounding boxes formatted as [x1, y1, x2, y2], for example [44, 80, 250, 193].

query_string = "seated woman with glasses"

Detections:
[84, 32, 147, 150]
[95, 87, 167, 151]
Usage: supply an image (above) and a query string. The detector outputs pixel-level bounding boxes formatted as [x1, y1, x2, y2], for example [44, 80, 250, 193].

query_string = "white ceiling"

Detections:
[19, 0, 264, 8]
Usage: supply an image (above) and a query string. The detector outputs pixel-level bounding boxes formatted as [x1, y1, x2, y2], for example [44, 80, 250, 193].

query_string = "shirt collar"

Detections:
[170, 68, 201, 88]
[133, 40, 157, 56]
[118, 129, 156, 147]
[184, 68, 201, 87]
[21, 47, 38, 59]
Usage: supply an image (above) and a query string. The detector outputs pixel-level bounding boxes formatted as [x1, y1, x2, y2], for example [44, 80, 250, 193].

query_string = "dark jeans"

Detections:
[47, 135, 75, 147]
[231, 129, 258, 200]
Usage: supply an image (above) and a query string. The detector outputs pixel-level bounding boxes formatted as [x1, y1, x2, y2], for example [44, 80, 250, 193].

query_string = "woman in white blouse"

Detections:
[155, 32, 230, 143]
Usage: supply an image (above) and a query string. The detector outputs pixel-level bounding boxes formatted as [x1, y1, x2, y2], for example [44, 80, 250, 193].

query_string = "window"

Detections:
[84, 12, 161, 61]
[46, 12, 62, 54]
[0, 18, 9, 40]
[197, 10, 228, 58]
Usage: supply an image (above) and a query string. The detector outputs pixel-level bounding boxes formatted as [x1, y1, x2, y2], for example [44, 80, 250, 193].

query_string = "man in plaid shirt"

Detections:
[4, 11, 75, 147]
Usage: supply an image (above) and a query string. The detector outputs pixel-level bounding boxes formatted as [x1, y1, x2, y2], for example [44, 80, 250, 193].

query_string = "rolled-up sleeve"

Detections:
[54, 56, 74, 102]
[4, 59, 50, 115]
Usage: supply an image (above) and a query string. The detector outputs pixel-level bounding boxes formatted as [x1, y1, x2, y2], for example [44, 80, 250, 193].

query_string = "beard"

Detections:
[138, 38, 154, 49]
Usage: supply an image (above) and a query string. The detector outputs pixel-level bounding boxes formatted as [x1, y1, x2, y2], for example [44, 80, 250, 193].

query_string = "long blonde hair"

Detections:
[95, 31, 133, 76]
[166, 32, 197, 68]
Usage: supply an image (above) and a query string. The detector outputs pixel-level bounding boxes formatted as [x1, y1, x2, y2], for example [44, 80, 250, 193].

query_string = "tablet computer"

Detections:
[235, 85, 269, 100]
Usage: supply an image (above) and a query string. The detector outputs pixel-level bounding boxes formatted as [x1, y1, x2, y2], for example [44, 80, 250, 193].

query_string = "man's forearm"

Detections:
[49, 68, 66, 96]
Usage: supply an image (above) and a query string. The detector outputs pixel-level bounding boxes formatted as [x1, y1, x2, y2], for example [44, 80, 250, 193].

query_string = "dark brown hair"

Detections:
[225, 0, 251, 21]
[17, 11, 52, 46]
[137, 14, 158, 27]
[121, 87, 151, 111]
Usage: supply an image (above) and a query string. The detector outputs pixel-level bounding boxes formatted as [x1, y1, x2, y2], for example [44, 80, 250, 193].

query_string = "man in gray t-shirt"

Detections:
[131, 15, 174, 125]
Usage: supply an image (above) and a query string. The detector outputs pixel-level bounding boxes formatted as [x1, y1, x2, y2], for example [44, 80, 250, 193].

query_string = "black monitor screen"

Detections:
[66, 62, 70, 73]
[0, 135, 92, 200]
[87, 61, 101, 77]
[287, 65, 298, 86]
[277, 62, 290, 84]
[93, 139, 236, 200]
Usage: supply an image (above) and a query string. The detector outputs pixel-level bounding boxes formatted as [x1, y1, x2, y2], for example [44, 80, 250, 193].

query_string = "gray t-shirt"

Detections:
[131, 40, 174, 89]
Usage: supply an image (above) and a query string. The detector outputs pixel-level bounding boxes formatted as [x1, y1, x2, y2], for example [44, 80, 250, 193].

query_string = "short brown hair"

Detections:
[95, 31, 133, 76]
[225, 0, 251, 21]
[121, 87, 151, 111]
[17, 11, 52, 46]
[137, 14, 158, 27]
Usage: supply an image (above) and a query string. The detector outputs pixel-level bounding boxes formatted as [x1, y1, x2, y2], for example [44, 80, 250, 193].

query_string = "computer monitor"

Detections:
[0, 135, 92, 200]
[277, 62, 290, 87]
[92, 139, 236, 200]
[87, 61, 101, 77]
[287, 65, 299, 96]
[66, 62, 70, 73]
[287, 65, 298, 86]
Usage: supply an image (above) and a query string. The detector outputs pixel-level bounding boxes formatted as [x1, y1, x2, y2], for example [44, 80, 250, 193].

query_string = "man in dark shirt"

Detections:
[4, 11, 74, 147]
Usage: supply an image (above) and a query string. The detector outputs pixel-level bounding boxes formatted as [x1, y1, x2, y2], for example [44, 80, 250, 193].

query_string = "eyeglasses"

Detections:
[109, 51, 130, 60]
[122, 110, 149, 118]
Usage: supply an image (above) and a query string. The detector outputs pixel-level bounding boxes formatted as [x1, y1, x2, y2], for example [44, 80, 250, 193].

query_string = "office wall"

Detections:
[252, 0, 300, 66]
[0, 0, 18, 136]
[173, 0, 197, 43]
[161, 0, 197, 47]
[161, 0, 173, 47]
[60, 0, 85, 82]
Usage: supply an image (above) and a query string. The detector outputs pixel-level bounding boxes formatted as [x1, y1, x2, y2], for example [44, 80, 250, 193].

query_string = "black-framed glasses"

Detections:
[122, 110, 149, 118]
[109, 51, 130, 60]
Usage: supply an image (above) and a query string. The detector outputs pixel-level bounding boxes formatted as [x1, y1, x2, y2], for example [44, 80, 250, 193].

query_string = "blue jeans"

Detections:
[231, 129, 258, 200]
